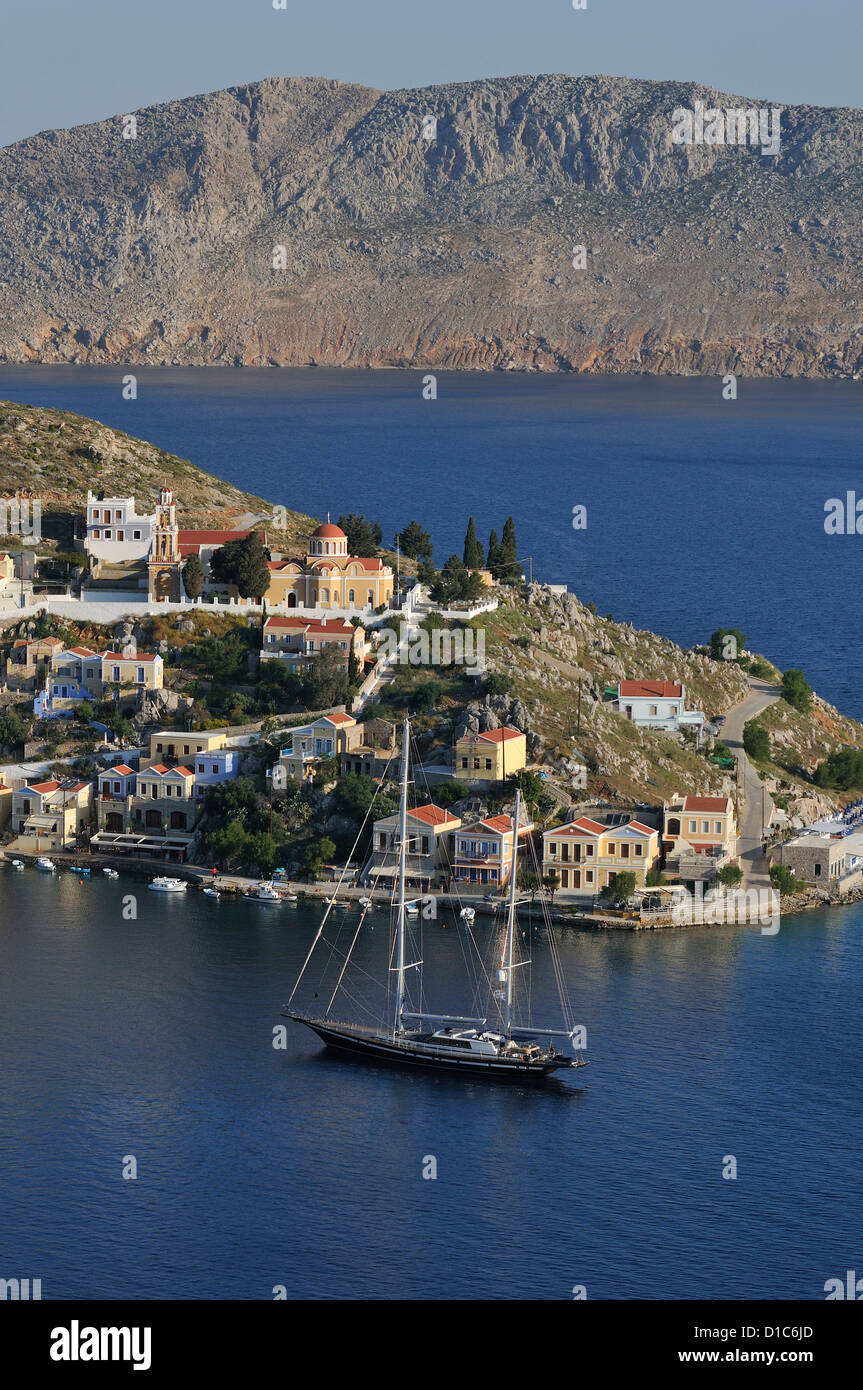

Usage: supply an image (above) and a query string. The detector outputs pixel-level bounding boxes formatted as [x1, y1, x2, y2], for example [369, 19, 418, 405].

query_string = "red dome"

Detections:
[312, 523, 346, 539]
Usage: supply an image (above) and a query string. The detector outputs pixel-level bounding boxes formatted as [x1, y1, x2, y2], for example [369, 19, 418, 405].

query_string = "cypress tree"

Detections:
[486, 528, 501, 578]
[463, 516, 483, 569]
[500, 516, 518, 582]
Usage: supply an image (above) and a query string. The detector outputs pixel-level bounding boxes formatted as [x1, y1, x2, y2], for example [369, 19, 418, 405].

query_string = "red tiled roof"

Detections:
[66, 646, 97, 658]
[409, 804, 458, 827]
[624, 821, 656, 836]
[101, 651, 160, 662]
[682, 796, 730, 813]
[618, 680, 683, 698]
[178, 528, 259, 558]
[265, 616, 356, 636]
[106, 764, 135, 777]
[478, 727, 524, 744]
[553, 817, 607, 836]
[312, 523, 346, 539]
[27, 780, 61, 794]
[323, 712, 356, 726]
[148, 764, 171, 775]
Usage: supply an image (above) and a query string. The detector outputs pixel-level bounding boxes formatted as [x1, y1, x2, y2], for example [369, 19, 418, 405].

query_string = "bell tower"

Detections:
[148, 486, 182, 601]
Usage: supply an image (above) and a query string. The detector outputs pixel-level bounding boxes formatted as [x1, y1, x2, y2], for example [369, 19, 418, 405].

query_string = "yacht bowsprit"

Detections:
[284, 716, 588, 1081]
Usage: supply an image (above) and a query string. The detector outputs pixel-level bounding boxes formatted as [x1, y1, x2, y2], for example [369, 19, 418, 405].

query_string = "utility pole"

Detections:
[576, 679, 582, 739]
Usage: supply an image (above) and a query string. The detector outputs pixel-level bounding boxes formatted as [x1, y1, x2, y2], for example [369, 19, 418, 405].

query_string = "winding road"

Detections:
[720, 678, 783, 885]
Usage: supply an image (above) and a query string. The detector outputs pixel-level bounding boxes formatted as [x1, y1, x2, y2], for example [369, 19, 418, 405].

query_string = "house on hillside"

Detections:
[614, 680, 705, 734]
[261, 615, 366, 673]
[453, 727, 526, 785]
[271, 712, 358, 785]
[662, 794, 738, 879]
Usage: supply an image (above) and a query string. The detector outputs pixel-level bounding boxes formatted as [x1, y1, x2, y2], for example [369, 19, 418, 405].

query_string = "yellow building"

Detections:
[454, 727, 526, 784]
[142, 728, 230, 770]
[266, 521, 394, 613]
[543, 816, 661, 895]
[663, 795, 738, 860]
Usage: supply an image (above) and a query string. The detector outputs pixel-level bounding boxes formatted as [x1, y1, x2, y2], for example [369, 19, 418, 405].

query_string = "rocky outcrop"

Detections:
[2, 74, 863, 376]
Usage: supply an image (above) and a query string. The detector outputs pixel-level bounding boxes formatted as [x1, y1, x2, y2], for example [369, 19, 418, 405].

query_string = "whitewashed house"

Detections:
[84, 493, 156, 563]
[615, 680, 705, 734]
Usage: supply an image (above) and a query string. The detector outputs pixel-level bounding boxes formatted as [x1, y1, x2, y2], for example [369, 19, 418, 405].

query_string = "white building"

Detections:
[615, 680, 704, 733]
[84, 493, 156, 563]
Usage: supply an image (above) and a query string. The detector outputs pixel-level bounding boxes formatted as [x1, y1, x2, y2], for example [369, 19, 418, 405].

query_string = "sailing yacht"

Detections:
[284, 717, 587, 1080]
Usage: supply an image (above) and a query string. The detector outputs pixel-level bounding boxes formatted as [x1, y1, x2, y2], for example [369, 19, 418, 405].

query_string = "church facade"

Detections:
[266, 521, 394, 612]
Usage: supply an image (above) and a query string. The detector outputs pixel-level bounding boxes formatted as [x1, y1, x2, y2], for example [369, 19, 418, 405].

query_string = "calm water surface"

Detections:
[0, 872, 860, 1300]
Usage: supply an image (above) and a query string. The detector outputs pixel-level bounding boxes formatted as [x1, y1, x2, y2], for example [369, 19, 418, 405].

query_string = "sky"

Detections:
[2, 0, 861, 148]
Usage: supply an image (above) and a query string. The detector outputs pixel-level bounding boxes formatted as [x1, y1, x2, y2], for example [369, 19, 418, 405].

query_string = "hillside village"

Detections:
[4, 408, 863, 918]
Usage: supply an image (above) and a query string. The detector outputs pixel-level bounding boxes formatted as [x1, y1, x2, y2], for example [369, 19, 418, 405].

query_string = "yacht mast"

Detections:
[394, 714, 410, 1036]
[503, 788, 521, 1040]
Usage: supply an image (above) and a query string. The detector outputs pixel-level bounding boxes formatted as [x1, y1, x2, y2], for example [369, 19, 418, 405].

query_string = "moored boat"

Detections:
[285, 718, 587, 1082]
[148, 876, 187, 893]
[246, 882, 283, 903]
[36, 857, 56, 872]
[103, 867, 119, 879]
[11, 859, 25, 871]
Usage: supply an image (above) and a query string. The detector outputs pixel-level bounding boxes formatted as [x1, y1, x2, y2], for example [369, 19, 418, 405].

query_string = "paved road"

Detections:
[720, 678, 783, 884]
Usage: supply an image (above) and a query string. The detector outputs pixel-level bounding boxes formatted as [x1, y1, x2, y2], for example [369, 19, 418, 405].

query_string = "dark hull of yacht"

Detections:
[287, 1014, 586, 1079]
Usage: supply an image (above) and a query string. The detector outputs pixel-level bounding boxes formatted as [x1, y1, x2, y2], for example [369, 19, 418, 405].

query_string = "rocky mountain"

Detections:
[0, 401, 311, 542]
[1, 74, 862, 376]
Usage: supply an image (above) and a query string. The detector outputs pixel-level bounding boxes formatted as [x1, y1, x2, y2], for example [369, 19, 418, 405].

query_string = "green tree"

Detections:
[709, 627, 747, 661]
[781, 668, 812, 713]
[599, 870, 637, 905]
[770, 863, 799, 897]
[396, 521, 433, 562]
[210, 531, 270, 599]
[814, 748, 863, 791]
[743, 720, 770, 761]
[717, 863, 743, 887]
[484, 672, 513, 698]
[516, 868, 542, 898]
[338, 514, 382, 555]
[348, 634, 361, 687]
[497, 516, 519, 583]
[0, 707, 28, 751]
[463, 517, 483, 569]
[207, 817, 249, 867]
[302, 645, 350, 709]
[486, 529, 501, 576]
[506, 767, 545, 808]
[182, 553, 205, 600]
[646, 866, 667, 887]
[249, 831, 277, 877]
[304, 835, 337, 878]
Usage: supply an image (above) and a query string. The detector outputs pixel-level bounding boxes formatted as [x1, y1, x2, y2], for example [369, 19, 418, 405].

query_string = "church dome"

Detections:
[312, 523, 346, 539]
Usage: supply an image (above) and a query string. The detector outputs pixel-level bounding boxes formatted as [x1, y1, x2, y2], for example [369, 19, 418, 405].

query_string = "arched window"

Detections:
[321, 588, 329, 604]
[367, 589, 374, 606]
[348, 589, 355, 604]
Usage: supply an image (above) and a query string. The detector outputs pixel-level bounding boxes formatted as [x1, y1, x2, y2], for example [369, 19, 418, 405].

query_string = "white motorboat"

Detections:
[405, 900, 420, 918]
[202, 886, 220, 898]
[36, 857, 56, 873]
[460, 906, 476, 923]
[102, 867, 119, 879]
[359, 896, 371, 908]
[11, 859, 25, 871]
[281, 893, 299, 904]
[148, 876, 187, 893]
[246, 882, 283, 903]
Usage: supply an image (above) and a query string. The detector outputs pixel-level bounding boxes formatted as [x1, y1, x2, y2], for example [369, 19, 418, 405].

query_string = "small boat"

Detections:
[11, 859, 25, 871]
[281, 893, 299, 904]
[246, 882, 283, 903]
[359, 896, 371, 908]
[70, 865, 91, 877]
[459, 906, 476, 923]
[36, 857, 56, 872]
[202, 886, 220, 899]
[148, 876, 187, 893]
[103, 868, 119, 879]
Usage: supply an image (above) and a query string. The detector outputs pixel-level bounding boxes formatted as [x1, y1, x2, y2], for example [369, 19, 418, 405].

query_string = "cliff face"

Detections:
[2, 74, 862, 376]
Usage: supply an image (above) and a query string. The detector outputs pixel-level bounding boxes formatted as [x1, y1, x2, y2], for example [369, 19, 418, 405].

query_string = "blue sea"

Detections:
[1, 365, 861, 717]
[1, 366, 861, 1301]
[0, 871, 860, 1301]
